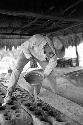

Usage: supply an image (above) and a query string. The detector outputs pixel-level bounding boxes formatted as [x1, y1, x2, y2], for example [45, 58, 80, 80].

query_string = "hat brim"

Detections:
[55, 46, 65, 58]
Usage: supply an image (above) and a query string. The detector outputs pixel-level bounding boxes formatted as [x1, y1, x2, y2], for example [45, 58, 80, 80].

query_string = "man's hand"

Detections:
[43, 73, 48, 79]
[2, 94, 11, 106]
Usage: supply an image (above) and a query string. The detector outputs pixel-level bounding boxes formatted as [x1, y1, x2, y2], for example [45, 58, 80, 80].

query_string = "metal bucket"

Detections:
[24, 69, 44, 95]
[24, 69, 44, 85]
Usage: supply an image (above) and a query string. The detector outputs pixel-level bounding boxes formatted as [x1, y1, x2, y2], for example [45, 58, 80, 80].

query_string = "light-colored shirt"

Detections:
[21, 39, 32, 59]
[21, 35, 47, 61]
[21, 34, 57, 76]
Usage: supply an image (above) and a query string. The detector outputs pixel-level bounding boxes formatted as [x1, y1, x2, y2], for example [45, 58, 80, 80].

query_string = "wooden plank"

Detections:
[52, 66, 83, 77]
[38, 90, 83, 124]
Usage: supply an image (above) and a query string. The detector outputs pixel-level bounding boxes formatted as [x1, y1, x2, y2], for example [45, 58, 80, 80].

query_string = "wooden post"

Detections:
[75, 45, 79, 66]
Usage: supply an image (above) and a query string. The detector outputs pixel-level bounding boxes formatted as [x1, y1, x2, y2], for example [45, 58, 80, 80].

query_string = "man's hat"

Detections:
[29, 34, 48, 61]
[52, 36, 65, 58]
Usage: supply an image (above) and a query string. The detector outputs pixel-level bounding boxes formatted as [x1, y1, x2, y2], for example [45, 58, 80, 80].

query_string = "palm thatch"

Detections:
[56, 33, 82, 48]
[0, 33, 82, 50]
[48, 23, 83, 48]
[0, 35, 31, 50]
[0, 23, 83, 50]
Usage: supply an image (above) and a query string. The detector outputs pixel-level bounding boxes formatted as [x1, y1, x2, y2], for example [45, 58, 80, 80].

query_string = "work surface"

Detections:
[0, 83, 80, 125]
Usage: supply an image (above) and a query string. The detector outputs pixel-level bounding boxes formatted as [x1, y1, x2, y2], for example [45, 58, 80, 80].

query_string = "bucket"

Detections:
[24, 69, 44, 95]
[24, 70, 44, 85]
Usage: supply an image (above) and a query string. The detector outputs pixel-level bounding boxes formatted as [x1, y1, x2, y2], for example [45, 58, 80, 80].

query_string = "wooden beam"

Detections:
[0, 9, 82, 23]
[63, 0, 81, 14]
[13, 18, 38, 33]
[0, 34, 30, 39]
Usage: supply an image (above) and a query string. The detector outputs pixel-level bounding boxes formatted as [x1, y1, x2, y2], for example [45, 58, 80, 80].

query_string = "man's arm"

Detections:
[8, 51, 31, 92]
[43, 55, 57, 77]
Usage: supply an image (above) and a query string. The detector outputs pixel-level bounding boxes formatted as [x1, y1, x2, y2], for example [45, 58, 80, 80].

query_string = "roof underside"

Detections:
[0, 0, 83, 48]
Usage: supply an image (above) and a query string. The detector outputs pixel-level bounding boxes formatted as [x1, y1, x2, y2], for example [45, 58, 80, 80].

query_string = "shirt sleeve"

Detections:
[20, 40, 32, 59]
[44, 55, 57, 76]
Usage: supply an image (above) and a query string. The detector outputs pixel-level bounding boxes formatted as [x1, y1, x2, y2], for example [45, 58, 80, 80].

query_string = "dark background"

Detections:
[0, 0, 82, 19]
[0, 0, 82, 37]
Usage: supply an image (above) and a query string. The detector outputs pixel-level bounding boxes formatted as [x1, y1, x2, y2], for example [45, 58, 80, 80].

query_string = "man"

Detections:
[2, 34, 65, 106]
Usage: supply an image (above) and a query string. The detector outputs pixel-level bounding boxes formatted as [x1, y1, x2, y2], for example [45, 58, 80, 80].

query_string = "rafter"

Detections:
[21, 19, 77, 34]
[63, 0, 82, 14]
[0, 9, 82, 23]
[12, 17, 38, 33]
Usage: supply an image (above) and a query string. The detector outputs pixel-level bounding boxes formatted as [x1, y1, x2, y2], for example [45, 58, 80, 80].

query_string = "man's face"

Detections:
[44, 43, 54, 60]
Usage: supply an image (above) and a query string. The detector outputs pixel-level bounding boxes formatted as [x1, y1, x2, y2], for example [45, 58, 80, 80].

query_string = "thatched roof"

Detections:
[55, 33, 82, 48]
[0, 0, 83, 49]
[0, 30, 82, 50]
[0, 35, 31, 50]
[48, 23, 83, 48]
[0, 20, 82, 49]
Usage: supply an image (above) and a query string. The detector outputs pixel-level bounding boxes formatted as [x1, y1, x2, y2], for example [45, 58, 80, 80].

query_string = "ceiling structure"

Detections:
[0, 0, 82, 36]
[0, 0, 82, 48]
